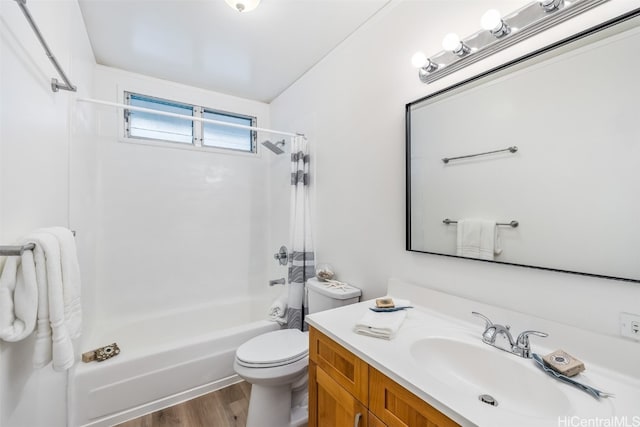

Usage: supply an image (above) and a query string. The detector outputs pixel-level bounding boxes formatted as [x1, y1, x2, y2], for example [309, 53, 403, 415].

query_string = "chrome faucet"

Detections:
[269, 278, 286, 286]
[472, 312, 548, 358]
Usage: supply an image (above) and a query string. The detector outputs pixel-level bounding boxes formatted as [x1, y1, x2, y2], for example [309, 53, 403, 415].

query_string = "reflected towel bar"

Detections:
[442, 146, 518, 164]
[0, 231, 77, 256]
[443, 218, 519, 228]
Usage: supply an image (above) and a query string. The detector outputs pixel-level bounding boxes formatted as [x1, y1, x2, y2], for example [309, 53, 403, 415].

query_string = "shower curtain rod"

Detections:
[75, 98, 305, 138]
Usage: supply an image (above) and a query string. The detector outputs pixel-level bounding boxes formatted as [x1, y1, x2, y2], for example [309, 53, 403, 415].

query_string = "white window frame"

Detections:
[123, 91, 257, 154]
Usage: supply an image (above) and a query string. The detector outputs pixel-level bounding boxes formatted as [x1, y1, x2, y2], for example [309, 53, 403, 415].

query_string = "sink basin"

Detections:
[410, 337, 572, 419]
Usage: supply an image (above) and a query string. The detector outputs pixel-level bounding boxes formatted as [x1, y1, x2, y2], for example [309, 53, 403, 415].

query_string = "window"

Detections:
[203, 110, 254, 152]
[127, 93, 193, 144]
[124, 92, 256, 153]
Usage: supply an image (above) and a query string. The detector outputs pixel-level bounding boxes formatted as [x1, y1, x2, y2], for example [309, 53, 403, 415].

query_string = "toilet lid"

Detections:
[236, 329, 308, 368]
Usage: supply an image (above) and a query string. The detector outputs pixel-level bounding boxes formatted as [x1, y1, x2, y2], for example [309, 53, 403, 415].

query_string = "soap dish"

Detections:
[369, 306, 413, 312]
[531, 353, 613, 399]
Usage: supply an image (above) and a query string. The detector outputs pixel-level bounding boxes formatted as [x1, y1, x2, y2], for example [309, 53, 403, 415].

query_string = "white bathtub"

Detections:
[69, 295, 280, 427]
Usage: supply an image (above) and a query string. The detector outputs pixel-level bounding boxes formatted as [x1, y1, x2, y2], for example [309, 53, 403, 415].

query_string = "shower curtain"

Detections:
[286, 136, 315, 331]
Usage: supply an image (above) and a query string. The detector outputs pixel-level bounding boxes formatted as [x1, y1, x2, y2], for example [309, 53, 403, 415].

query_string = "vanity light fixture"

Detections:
[412, 0, 608, 84]
[442, 33, 471, 56]
[411, 52, 439, 81]
[224, 0, 261, 13]
[540, 0, 565, 12]
[481, 9, 510, 38]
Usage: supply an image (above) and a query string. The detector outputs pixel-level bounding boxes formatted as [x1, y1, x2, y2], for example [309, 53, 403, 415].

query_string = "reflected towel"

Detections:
[354, 298, 410, 340]
[456, 219, 501, 260]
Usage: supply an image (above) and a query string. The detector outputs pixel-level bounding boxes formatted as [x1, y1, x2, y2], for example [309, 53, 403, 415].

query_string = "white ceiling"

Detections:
[79, 0, 390, 103]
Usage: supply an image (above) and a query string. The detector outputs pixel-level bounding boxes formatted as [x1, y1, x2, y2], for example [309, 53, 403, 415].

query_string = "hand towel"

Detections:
[456, 219, 501, 260]
[0, 249, 38, 341]
[354, 310, 407, 340]
[40, 227, 82, 339]
[354, 298, 410, 340]
[268, 290, 288, 325]
[28, 232, 75, 371]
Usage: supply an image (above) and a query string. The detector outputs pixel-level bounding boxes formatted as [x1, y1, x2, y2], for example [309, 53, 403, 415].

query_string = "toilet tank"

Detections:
[307, 278, 361, 314]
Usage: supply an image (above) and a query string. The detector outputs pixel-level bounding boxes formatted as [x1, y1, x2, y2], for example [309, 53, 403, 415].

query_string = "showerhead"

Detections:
[261, 139, 285, 155]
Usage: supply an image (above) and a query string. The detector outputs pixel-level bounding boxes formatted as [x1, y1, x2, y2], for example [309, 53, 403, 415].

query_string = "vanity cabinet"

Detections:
[309, 327, 459, 427]
[369, 367, 459, 427]
[309, 360, 369, 426]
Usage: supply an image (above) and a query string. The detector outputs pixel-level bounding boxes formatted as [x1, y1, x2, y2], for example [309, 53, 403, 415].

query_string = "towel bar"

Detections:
[443, 218, 519, 228]
[0, 231, 77, 256]
[0, 243, 36, 256]
[442, 146, 518, 164]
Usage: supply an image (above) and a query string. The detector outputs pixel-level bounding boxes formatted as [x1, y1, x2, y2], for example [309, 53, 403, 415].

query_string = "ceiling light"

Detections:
[225, 0, 261, 13]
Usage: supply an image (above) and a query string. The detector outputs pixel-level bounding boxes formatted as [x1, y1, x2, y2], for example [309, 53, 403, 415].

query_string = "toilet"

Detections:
[234, 278, 361, 427]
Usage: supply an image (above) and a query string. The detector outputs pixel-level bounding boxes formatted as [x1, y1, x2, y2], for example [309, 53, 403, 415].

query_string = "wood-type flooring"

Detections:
[116, 381, 250, 427]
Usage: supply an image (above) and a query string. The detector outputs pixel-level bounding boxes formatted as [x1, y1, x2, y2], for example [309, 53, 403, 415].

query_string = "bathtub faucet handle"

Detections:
[273, 246, 288, 266]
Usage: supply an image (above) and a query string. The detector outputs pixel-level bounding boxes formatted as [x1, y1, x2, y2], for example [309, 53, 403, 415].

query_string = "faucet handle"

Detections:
[516, 330, 548, 344]
[516, 330, 548, 357]
[471, 312, 494, 330]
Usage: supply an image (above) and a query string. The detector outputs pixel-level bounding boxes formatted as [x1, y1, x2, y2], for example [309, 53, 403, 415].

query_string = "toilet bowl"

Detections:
[233, 329, 309, 427]
[233, 278, 361, 427]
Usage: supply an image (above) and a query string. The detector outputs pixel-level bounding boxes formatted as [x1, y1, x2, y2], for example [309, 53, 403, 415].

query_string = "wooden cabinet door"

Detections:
[309, 327, 368, 404]
[369, 411, 387, 427]
[309, 361, 368, 427]
[369, 367, 459, 427]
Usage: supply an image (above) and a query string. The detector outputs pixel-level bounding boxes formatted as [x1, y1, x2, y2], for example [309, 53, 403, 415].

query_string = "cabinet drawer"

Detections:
[369, 411, 387, 427]
[309, 327, 368, 404]
[369, 367, 459, 427]
[310, 361, 368, 427]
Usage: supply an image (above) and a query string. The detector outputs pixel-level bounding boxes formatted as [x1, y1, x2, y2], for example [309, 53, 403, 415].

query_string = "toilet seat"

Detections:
[236, 329, 309, 368]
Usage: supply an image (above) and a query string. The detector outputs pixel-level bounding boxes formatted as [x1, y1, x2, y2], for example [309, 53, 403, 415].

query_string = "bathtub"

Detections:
[69, 295, 280, 427]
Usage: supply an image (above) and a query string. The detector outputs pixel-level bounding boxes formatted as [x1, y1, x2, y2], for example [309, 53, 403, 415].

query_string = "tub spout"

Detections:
[269, 278, 286, 286]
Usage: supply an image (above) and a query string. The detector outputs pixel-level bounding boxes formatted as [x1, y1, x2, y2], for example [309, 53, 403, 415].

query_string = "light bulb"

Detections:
[481, 9, 510, 37]
[411, 51, 428, 68]
[225, 0, 261, 13]
[540, 0, 563, 11]
[481, 9, 503, 32]
[442, 33, 462, 52]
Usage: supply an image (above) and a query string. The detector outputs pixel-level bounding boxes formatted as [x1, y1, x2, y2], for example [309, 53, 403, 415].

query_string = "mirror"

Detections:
[407, 10, 640, 282]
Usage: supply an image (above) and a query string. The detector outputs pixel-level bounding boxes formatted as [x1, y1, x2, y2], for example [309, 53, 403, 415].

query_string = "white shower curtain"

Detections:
[286, 136, 315, 331]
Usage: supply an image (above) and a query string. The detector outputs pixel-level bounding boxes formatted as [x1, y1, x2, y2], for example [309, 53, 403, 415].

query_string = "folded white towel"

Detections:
[41, 227, 82, 339]
[29, 232, 75, 371]
[354, 310, 407, 340]
[354, 298, 410, 340]
[0, 228, 81, 371]
[268, 291, 288, 325]
[456, 219, 501, 260]
[0, 249, 38, 341]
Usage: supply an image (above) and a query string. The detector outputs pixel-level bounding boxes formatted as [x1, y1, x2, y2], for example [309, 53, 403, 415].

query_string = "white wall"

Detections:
[0, 0, 96, 426]
[90, 66, 278, 332]
[270, 0, 640, 341]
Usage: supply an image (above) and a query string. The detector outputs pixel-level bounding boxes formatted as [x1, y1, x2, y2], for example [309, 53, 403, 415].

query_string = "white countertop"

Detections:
[305, 281, 640, 427]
